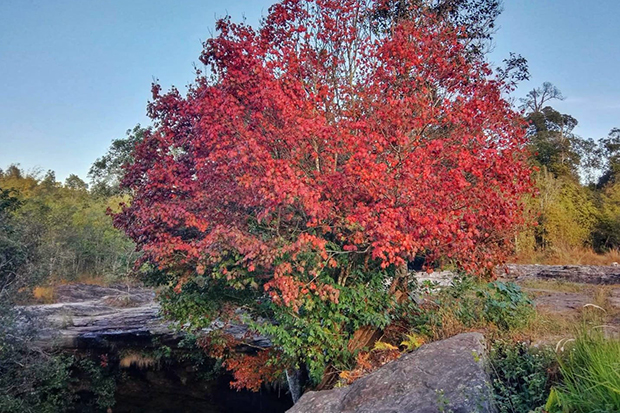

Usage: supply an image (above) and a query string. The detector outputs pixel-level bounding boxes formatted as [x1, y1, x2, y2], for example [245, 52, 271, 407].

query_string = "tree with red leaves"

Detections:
[115, 0, 531, 391]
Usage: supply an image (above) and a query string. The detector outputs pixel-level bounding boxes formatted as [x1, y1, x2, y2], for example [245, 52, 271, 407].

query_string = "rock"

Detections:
[414, 270, 456, 288]
[288, 333, 493, 413]
[20, 283, 270, 350]
[525, 289, 592, 313]
[500, 264, 620, 285]
[609, 289, 620, 309]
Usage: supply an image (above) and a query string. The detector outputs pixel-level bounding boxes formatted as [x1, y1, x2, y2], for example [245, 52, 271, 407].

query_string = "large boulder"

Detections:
[288, 333, 493, 413]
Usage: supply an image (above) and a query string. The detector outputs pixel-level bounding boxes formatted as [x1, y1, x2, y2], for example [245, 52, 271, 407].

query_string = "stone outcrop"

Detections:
[501, 264, 620, 285]
[288, 333, 493, 413]
[19, 284, 174, 349]
[20, 283, 269, 350]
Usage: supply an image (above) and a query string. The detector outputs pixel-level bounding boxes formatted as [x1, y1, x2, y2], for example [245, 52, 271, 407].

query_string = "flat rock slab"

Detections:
[288, 333, 492, 413]
[21, 283, 270, 350]
[52, 283, 154, 304]
[610, 289, 620, 309]
[502, 264, 620, 285]
[524, 289, 592, 313]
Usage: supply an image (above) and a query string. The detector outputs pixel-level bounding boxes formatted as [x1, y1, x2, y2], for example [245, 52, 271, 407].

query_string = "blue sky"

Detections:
[1, 0, 619, 182]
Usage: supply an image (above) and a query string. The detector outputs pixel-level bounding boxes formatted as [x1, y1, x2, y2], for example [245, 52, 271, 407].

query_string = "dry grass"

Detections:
[32, 286, 56, 304]
[514, 285, 619, 345]
[427, 310, 490, 341]
[593, 286, 612, 309]
[513, 246, 620, 266]
[29, 274, 111, 304]
[510, 310, 580, 344]
[518, 279, 592, 294]
[54, 274, 112, 286]
[119, 353, 158, 369]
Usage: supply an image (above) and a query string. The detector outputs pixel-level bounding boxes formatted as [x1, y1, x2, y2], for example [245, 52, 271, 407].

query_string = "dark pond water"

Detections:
[110, 366, 293, 413]
[70, 349, 293, 413]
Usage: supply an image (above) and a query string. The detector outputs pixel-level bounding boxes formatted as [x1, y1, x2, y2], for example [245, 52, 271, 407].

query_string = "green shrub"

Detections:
[478, 281, 535, 331]
[489, 340, 555, 413]
[421, 277, 535, 336]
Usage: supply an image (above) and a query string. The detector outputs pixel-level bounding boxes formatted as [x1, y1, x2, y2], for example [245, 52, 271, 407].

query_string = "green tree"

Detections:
[0, 188, 76, 413]
[0, 166, 135, 282]
[89, 124, 148, 196]
[598, 127, 620, 187]
[64, 174, 88, 191]
[517, 84, 604, 254]
[520, 83, 596, 180]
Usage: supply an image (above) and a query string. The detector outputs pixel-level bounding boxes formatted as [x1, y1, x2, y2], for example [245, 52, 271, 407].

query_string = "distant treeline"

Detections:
[518, 83, 620, 258]
[0, 164, 135, 287]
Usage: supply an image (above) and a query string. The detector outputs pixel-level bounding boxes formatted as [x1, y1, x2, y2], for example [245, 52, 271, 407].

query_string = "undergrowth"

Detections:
[417, 276, 535, 340]
[489, 341, 556, 413]
[337, 277, 536, 386]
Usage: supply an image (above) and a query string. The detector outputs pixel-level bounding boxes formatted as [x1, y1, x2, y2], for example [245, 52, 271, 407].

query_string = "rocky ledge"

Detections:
[21, 264, 620, 351]
[20, 283, 269, 350]
[501, 263, 620, 284]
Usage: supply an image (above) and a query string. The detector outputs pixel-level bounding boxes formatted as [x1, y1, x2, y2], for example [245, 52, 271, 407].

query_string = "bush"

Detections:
[489, 340, 555, 413]
[478, 281, 535, 331]
[420, 277, 535, 339]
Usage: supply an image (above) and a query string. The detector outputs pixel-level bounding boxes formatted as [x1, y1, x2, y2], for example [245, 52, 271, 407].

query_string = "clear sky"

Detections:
[1, 0, 619, 182]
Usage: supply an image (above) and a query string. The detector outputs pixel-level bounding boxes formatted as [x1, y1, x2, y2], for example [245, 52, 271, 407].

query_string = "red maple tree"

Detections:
[115, 0, 532, 388]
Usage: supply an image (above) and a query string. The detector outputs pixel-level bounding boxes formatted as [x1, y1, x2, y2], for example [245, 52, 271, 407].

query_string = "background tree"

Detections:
[590, 128, 620, 250]
[64, 174, 88, 191]
[0, 188, 76, 413]
[0, 166, 135, 283]
[597, 127, 620, 187]
[520, 81, 564, 113]
[515, 84, 620, 256]
[89, 124, 148, 196]
[116, 0, 532, 390]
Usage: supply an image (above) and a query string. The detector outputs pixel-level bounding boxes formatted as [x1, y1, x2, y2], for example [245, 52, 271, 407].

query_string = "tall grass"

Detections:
[514, 246, 620, 266]
[547, 329, 620, 413]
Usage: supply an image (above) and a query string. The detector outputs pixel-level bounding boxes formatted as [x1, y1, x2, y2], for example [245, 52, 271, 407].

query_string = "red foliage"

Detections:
[224, 350, 283, 392]
[116, 0, 531, 307]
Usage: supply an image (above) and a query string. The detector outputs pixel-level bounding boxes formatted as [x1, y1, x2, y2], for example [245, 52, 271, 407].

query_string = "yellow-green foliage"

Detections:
[0, 166, 135, 284]
[518, 168, 598, 254]
[593, 181, 620, 249]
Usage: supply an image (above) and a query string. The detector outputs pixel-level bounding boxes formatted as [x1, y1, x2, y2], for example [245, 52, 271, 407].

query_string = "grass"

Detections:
[489, 303, 620, 413]
[32, 286, 56, 304]
[514, 246, 620, 266]
[518, 279, 591, 294]
[547, 328, 620, 413]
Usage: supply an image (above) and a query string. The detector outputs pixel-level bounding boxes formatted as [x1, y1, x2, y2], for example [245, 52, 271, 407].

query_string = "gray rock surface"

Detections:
[20, 283, 270, 349]
[288, 333, 493, 413]
[501, 264, 620, 284]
